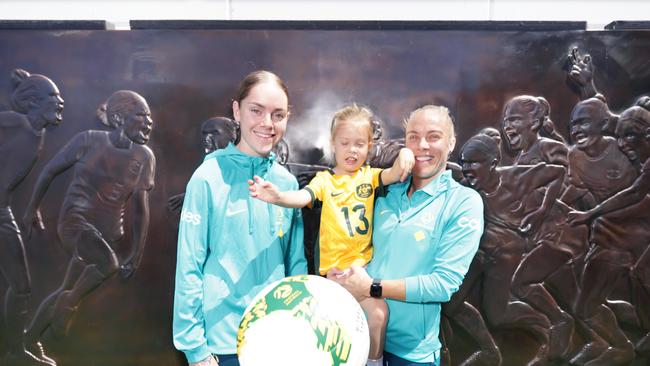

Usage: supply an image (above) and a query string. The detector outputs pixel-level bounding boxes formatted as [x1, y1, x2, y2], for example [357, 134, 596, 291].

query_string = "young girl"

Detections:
[248, 103, 414, 366]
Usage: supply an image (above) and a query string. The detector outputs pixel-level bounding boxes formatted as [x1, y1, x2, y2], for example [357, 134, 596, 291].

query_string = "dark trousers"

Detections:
[216, 354, 239, 366]
[384, 351, 438, 366]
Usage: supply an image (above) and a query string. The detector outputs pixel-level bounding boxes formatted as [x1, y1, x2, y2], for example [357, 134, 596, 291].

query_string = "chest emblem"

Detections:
[414, 230, 426, 242]
[356, 183, 373, 199]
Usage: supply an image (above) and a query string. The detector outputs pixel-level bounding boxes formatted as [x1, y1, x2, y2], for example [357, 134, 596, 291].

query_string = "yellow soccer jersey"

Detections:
[304, 165, 383, 275]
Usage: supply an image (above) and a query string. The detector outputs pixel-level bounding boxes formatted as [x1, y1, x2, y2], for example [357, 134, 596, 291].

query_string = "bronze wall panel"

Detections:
[0, 27, 649, 365]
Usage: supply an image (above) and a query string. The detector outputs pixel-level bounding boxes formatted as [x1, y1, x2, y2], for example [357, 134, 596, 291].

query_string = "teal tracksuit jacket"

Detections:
[172, 143, 307, 363]
[367, 170, 484, 363]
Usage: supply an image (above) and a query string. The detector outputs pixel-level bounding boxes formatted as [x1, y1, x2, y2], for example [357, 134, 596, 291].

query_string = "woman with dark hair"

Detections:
[172, 70, 306, 366]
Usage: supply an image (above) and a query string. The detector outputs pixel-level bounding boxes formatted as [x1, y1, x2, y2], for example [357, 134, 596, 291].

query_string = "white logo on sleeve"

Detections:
[458, 217, 481, 231]
[181, 211, 201, 225]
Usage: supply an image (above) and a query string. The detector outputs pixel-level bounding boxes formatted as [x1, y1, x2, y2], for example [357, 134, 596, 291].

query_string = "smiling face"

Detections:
[502, 99, 538, 151]
[569, 102, 605, 151]
[405, 108, 456, 186]
[331, 119, 371, 175]
[123, 96, 153, 145]
[32, 77, 64, 126]
[233, 81, 289, 157]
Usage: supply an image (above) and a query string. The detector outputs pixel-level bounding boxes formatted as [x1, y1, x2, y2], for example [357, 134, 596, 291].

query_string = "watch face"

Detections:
[370, 279, 382, 298]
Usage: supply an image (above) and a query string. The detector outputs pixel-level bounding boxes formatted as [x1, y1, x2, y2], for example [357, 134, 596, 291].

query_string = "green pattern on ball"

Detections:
[238, 275, 353, 365]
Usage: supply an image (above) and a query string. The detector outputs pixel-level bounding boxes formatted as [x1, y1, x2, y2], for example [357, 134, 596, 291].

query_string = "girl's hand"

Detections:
[396, 148, 415, 182]
[331, 265, 372, 302]
[248, 175, 281, 203]
[326, 267, 351, 280]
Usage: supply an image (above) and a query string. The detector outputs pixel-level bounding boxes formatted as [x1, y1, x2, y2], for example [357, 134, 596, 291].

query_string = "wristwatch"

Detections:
[370, 278, 382, 298]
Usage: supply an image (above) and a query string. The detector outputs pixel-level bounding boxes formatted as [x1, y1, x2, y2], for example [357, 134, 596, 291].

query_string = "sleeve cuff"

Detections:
[184, 343, 212, 364]
[404, 276, 420, 302]
[304, 187, 317, 208]
[304, 186, 315, 202]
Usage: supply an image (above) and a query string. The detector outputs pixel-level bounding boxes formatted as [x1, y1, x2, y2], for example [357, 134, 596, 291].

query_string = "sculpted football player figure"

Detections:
[501, 95, 568, 167]
[21, 91, 155, 361]
[512, 97, 640, 365]
[200, 116, 238, 154]
[167, 117, 238, 214]
[569, 103, 650, 362]
[0, 69, 64, 366]
[561, 48, 645, 363]
[446, 134, 566, 365]
[561, 99, 637, 208]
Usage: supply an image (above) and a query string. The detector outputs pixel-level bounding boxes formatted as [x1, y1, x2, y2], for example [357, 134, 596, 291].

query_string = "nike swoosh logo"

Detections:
[331, 191, 344, 197]
[379, 210, 391, 216]
[225, 207, 246, 217]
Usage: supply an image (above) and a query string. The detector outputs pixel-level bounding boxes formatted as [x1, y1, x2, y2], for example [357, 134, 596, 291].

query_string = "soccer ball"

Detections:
[237, 274, 369, 366]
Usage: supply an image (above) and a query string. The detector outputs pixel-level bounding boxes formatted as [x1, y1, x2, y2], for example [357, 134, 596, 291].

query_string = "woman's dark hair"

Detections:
[233, 70, 290, 106]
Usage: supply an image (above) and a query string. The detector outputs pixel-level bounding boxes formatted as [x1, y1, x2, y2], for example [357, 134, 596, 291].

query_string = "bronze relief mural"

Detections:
[0, 25, 649, 365]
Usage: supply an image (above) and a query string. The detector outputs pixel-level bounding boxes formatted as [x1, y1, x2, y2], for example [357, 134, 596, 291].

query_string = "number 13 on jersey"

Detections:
[341, 204, 369, 237]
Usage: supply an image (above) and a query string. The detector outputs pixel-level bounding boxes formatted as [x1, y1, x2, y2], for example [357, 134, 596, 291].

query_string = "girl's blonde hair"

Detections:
[330, 103, 375, 143]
